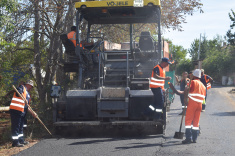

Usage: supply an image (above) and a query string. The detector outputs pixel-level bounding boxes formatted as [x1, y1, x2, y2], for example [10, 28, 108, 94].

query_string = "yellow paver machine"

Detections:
[54, 0, 167, 136]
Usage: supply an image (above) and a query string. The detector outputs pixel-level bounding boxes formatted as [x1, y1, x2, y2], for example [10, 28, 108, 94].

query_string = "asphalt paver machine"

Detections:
[54, 0, 168, 135]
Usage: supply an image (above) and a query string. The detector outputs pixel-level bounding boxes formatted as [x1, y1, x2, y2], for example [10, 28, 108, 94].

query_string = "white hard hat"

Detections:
[193, 69, 201, 78]
[25, 80, 34, 87]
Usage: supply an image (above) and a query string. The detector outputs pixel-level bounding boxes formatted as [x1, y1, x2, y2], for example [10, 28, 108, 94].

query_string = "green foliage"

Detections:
[175, 59, 194, 75]
[226, 9, 235, 46]
[202, 46, 235, 81]
[163, 39, 188, 72]
[0, 40, 35, 102]
[188, 35, 210, 61]
[0, 0, 17, 29]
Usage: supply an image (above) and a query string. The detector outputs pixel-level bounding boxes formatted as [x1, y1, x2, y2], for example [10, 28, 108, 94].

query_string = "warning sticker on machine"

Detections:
[133, 0, 144, 7]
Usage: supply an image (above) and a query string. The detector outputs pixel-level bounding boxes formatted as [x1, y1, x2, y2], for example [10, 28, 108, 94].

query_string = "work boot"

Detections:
[182, 139, 192, 144]
[20, 141, 29, 145]
[202, 104, 206, 111]
[192, 129, 199, 143]
[12, 143, 24, 147]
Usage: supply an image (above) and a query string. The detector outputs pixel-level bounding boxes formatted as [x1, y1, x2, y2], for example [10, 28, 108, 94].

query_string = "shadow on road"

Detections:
[115, 142, 162, 150]
[212, 111, 235, 116]
[161, 140, 184, 147]
[68, 135, 163, 145]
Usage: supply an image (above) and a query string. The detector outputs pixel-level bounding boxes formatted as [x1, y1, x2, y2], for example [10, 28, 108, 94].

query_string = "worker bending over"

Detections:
[177, 69, 206, 144]
[10, 80, 34, 147]
[148, 57, 171, 120]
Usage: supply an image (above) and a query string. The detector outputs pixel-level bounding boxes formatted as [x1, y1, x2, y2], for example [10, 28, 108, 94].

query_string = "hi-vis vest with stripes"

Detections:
[67, 31, 83, 48]
[188, 80, 206, 104]
[205, 75, 211, 90]
[10, 86, 27, 112]
[67, 31, 76, 47]
[150, 65, 165, 89]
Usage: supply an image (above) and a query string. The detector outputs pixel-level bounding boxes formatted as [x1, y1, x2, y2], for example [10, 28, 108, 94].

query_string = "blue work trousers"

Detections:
[10, 109, 26, 145]
[151, 87, 164, 119]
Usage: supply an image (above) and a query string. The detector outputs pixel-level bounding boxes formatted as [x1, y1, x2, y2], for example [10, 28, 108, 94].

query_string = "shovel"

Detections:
[174, 107, 186, 139]
[174, 75, 193, 139]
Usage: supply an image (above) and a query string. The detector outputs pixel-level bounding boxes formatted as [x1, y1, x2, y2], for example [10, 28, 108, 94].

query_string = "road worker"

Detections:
[10, 80, 34, 147]
[147, 57, 171, 120]
[67, 26, 77, 47]
[67, 26, 93, 49]
[175, 72, 189, 115]
[200, 69, 213, 112]
[176, 69, 206, 144]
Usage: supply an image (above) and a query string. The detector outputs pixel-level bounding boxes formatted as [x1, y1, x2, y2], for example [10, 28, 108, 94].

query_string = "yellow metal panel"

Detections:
[75, 0, 160, 9]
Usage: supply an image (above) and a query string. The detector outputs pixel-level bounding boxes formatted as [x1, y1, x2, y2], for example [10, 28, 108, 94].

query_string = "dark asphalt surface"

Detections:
[16, 87, 235, 156]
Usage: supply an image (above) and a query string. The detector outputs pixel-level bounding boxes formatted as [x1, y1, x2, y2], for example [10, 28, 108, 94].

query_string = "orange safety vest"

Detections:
[205, 75, 211, 90]
[150, 64, 165, 89]
[10, 86, 27, 112]
[188, 79, 206, 104]
[67, 31, 76, 47]
[67, 31, 83, 48]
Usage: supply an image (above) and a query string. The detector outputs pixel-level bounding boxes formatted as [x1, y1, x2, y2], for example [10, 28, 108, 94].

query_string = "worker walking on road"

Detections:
[10, 80, 34, 147]
[200, 69, 213, 112]
[175, 72, 189, 115]
[148, 57, 171, 120]
[179, 69, 206, 144]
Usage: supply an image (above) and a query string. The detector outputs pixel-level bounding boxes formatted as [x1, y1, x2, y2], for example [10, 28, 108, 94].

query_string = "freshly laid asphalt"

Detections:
[15, 87, 235, 156]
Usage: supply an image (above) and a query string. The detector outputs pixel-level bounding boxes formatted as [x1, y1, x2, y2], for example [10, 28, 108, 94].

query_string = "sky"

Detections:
[163, 0, 235, 50]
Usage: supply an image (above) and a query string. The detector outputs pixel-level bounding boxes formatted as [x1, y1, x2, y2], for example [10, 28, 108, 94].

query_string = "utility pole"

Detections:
[197, 34, 201, 69]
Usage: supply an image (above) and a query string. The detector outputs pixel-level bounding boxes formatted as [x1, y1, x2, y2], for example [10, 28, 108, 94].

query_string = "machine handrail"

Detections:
[98, 49, 131, 88]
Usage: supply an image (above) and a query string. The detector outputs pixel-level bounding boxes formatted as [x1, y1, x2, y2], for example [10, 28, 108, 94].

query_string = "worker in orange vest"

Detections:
[10, 80, 34, 147]
[177, 69, 206, 144]
[67, 26, 93, 49]
[147, 57, 172, 120]
[67, 26, 77, 47]
[200, 69, 213, 112]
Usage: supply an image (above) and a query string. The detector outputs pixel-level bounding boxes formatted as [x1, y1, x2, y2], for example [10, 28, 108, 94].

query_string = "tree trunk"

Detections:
[33, 0, 45, 105]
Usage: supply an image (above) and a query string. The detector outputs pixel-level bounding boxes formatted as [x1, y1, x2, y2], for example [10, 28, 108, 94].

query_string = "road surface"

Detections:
[15, 87, 235, 156]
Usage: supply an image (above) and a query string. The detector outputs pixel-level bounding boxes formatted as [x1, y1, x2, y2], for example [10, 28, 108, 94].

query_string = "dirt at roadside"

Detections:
[0, 140, 38, 156]
[217, 87, 235, 106]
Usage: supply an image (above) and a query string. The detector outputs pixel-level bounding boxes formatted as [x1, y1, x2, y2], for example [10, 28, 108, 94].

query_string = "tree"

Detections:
[0, 0, 17, 47]
[1, 0, 76, 107]
[187, 35, 219, 61]
[164, 39, 188, 71]
[161, 0, 203, 31]
[226, 9, 235, 46]
[175, 59, 194, 75]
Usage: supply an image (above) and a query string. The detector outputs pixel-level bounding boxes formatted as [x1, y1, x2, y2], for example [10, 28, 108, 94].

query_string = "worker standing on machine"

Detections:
[175, 72, 190, 115]
[178, 69, 206, 144]
[10, 80, 34, 147]
[149, 57, 172, 120]
[200, 69, 213, 112]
